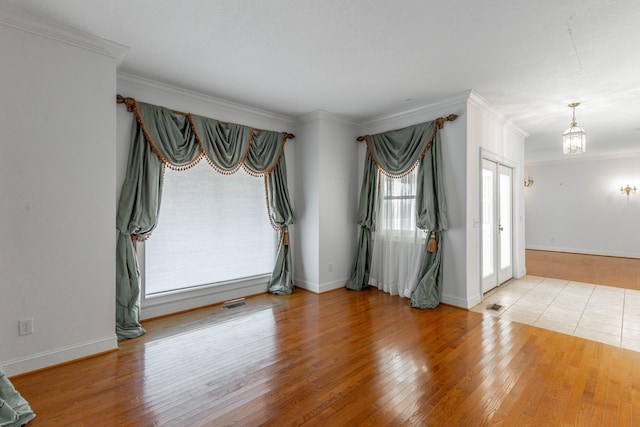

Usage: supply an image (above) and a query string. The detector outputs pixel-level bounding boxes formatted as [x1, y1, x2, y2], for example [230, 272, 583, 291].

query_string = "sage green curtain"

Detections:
[346, 120, 448, 309]
[345, 154, 378, 290]
[411, 228, 444, 308]
[0, 366, 35, 426]
[116, 102, 294, 340]
[266, 161, 294, 294]
[116, 116, 165, 339]
[411, 130, 447, 308]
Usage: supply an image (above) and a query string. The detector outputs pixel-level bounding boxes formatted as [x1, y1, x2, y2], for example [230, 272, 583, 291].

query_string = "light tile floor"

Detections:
[471, 275, 640, 352]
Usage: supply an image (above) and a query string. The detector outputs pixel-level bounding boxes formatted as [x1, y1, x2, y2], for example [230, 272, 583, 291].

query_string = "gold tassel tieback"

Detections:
[283, 228, 290, 246]
[427, 231, 437, 253]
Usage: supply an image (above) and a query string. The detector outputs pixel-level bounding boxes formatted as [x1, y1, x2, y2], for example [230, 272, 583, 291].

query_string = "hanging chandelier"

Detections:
[562, 102, 586, 154]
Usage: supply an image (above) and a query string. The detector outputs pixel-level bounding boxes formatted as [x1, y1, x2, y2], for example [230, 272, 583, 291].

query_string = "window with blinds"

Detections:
[144, 161, 276, 296]
[378, 169, 418, 235]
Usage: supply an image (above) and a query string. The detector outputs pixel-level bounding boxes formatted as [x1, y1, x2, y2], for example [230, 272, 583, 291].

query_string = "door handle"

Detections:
[499, 225, 504, 232]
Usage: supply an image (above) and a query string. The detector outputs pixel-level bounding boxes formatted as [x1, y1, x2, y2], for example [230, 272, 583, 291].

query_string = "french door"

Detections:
[481, 159, 513, 293]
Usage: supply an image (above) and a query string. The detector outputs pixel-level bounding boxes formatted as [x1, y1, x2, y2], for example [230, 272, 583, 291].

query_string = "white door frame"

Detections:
[479, 149, 518, 296]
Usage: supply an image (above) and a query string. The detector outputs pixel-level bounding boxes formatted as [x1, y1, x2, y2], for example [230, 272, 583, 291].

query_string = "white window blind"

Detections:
[145, 161, 276, 296]
[378, 169, 419, 235]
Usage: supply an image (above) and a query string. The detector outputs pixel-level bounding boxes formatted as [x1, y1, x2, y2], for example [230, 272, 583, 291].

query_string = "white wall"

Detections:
[525, 154, 640, 258]
[294, 111, 359, 293]
[116, 73, 297, 319]
[293, 113, 321, 288]
[317, 114, 359, 292]
[0, 14, 124, 375]
[466, 93, 527, 307]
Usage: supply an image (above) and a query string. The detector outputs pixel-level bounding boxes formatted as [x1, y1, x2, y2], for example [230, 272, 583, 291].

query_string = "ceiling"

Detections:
[4, 0, 640, 162]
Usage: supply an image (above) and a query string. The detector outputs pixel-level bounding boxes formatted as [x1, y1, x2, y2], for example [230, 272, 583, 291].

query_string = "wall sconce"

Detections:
[621, 185, 637, 196]
[524, 176, 534, 187]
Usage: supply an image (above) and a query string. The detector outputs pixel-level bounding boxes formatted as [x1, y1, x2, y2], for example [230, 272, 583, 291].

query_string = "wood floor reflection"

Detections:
[12, 287, 640, 426]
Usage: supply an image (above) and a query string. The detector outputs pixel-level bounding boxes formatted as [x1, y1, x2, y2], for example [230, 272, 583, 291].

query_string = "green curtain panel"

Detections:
[266, 161, 295, 294]
[345, 153, 378, 290]
[411, 228, 444, 308]
[346, 120, 449, 309]
[412, 131, 448, 308]
[0, 366, 35, 426]
[115, 119, 165, 339]
[116, 101, 295, 340]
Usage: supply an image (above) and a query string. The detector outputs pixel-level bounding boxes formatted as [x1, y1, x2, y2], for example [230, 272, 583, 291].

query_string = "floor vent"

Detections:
[487, 303, 503, 311]
[223, 298, 246, 309]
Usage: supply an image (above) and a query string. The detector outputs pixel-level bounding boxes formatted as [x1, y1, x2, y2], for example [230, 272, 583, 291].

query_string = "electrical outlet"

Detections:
[18, 318, 33, 336]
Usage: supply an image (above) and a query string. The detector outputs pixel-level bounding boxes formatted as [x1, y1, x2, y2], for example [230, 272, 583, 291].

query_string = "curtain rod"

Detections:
[355, 113, 458, 142]
[116, 94, 295, 140]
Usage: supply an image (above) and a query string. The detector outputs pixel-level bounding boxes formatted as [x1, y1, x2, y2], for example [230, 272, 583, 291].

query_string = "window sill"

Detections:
[140, 275, 271, 320]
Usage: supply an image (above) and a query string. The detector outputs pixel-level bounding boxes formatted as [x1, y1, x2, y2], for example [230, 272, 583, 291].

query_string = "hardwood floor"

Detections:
[526, 249, 640, 290]
[11, 287, 640, 426]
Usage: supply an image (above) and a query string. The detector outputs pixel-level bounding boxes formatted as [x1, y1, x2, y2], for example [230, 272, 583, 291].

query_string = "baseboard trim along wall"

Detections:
[295, 279, 347, 294]
[527, 246, 640, 260]
[442, 293, 477, 309]
[3, 335, 117, 377]
[293, 279, 317, 293]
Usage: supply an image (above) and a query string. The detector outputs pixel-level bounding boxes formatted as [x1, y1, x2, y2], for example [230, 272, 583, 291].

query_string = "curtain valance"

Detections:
[116, 99, 294, 340]
[130, 100, 288, 175]
[347, 115, 455, 309]
[365, 120, 438, 177]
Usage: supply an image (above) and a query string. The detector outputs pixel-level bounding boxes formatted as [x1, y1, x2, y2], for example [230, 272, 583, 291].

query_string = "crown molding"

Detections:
[357, 90, 471, 133]
[467, 90, 529, 138]
[117, 72, 296, 129]
[0, 5, 129, 65]
[525, 150, 640, 166]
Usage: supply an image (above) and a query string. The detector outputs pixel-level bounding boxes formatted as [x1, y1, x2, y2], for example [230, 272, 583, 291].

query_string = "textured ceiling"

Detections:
[4, 0, 640, 161]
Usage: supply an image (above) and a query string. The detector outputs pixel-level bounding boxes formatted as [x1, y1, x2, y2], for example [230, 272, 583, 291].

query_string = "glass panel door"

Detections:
[481, 159, 513, 293]
[498, 165, 513, 284]
[481, 159, 497, 292]
[481, 161, 495, 282]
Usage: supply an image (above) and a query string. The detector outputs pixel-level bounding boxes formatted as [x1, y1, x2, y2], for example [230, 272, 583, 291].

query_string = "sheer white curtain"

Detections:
[369, 168, 425, 298]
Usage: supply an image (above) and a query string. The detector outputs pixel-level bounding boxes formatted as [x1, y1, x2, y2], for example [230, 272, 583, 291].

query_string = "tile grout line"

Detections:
[571, 282, 597, 337]
[504, 276, 551, 323]
[528, 277, 569, 325]
[537, 279, 584, 333]
[622, 288, 627, 348]
[538, 278, 569, 312]
[496, 276, 543, 319]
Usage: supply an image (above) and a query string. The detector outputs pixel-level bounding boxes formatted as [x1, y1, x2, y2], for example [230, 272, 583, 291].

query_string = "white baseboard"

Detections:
[442, 292, 476, 309]
[294, 279, 318, 293]
[526, 245, 640, 259]
[295, 278, 348, 294]
[3, 335, 118, 377]
[319, 279, 347, 293]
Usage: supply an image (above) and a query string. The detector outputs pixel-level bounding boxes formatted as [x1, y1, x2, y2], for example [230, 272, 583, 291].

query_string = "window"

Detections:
[370, 167, 424, 297]
[144, 161, 276, 296]
[378, 168, 419, 236]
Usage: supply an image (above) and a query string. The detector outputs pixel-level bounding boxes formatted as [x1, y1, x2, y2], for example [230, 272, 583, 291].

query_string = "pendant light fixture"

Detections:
[562, 102, 586, 154]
